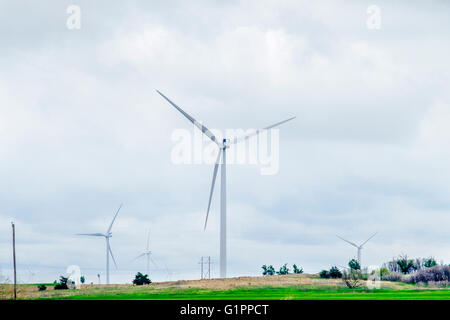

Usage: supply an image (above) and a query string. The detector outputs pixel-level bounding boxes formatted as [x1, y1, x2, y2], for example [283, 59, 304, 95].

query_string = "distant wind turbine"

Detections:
[76, 204, 122, 284]
[336, 232, 378, 267]
[163, 263, 175, 281]
[132, 229, 158, 276]
[157, 90, 295, 278]
[27, 267, 38, 284]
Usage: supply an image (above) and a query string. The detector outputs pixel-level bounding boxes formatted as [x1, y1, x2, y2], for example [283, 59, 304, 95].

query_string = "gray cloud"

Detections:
[1, 1, 450, 283]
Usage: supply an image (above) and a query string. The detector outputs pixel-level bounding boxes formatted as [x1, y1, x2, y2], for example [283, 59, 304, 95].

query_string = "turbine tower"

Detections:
[133, 229, 157, 276]
[157, 90, 295, 278]
[336, 232, 378, 267]
[76, 204, 122, 284]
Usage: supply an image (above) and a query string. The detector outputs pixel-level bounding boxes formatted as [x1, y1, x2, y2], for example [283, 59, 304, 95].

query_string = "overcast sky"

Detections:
[1, 0, 450, 284]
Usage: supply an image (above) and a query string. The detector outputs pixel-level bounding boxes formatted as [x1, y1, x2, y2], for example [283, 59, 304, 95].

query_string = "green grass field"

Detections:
[49, 286, 450, 300]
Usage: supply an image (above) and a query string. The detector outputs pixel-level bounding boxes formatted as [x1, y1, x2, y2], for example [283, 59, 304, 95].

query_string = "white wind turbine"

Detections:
[132, 229, 158, 276]
[336, 232, 378, 267]
[157, 90, 295, 278]
[76, 204, 122, 284]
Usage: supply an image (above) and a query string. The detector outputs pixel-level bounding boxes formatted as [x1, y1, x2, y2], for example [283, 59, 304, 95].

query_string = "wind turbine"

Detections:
[336, 232, 378, 267]
[27, 267, 38, 284]
[132, 229, 158, 276]
[76, 204, 122, 284]
[157, 90, 295, 278]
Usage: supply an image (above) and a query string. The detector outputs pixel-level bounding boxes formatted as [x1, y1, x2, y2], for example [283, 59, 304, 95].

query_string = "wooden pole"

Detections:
[12, 222, 17, 300]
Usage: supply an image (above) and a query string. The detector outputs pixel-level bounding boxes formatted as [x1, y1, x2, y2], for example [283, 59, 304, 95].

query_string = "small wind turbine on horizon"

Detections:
[76, 204, 122, 285]
[132, 229, 158, 276]
[157, 90, 295, 278]
[336, 232, 378, 267]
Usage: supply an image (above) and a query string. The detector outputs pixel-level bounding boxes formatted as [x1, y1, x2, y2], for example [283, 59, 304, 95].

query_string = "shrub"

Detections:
[54, 276, 69, 290]
[329, 266, 342, 279]
[348, 259, 361, 271]
[80, 276, 85, 284]
[37, 284, 47, 291]
[381, 272, 404, 282]
[319, 270, 330, 279]
[277, 263, 290, 275]
[406, 265, 450, 284]
[424, 258, 437, 268]
[342, 270, 362, 289]
[293, 264, 303, 274]
[133, 272, 151, 285]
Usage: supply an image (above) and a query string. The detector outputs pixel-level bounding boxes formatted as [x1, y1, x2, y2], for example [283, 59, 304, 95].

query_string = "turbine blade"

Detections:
[336, 235, 358, 248]
[108, 244, 118, 269]
[107, 203, 123, 234]
[146, 229, 150, 252]
[132, 253, 146, 261]
[230, 116, 296, 145]
[76, 233, 105, 237]
[204, 150, 222, 230]
[156, 90, 219, 146]
[150, 256, 158, 268]
[360, 232, 378, 247]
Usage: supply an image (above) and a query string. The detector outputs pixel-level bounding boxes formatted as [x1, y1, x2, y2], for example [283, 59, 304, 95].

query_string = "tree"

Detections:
[348, 259, 361, 271]
[80, 276, 85, 284]
[329, 266, 342, 279]
[293, 264, 303, 274]
[262, 265, 275, 276]
[396, 254, 415, 274]
[276, 263, 289, 275]
[54, 276, 69, 290]
[133, 272, 151, 285]
[424, 257, 437, 268]
[262, 265, 269, 276]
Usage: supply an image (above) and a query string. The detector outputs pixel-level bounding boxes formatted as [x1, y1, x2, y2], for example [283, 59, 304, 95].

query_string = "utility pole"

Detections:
[11, 222, 17, 300]
[199, 256, 212, 280]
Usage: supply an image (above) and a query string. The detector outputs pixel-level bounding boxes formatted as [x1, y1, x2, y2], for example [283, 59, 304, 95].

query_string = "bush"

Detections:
[80, 276, 85, 284]
[133, 272, 151, 285]
[342, 270, 362, 289]
[319, 270, 330, 279]
[262, 265, 275, 276]
[277, 263, 289, 275]
[406, 265, 450, 284]
[37, 284, 47, 291]
[293, 264, 303, 274]
[54, 276, 69, 290]
[329, 266, 342, 279]
[379, 267, 390, 278]
[381, 272, 404, 282]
